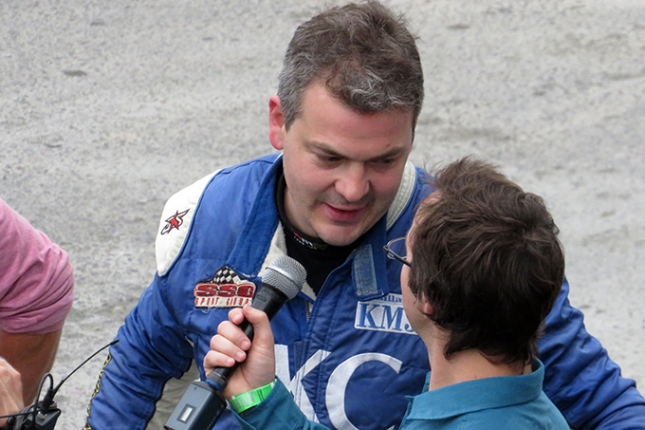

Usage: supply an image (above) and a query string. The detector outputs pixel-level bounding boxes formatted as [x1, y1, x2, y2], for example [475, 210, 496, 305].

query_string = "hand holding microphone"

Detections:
[165, 255, 306, 430]
[206, 255, 305, 393]
[204, 305, 277, 400]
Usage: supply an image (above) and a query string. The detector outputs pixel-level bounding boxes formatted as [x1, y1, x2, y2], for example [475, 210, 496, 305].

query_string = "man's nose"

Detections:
[335, 163, 370, 203]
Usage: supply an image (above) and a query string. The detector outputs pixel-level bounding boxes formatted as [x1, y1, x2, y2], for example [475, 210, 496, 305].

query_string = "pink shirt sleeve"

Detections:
[0, 198, 74, 334]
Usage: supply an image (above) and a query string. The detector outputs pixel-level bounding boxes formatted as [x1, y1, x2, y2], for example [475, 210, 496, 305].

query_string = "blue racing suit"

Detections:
[85, 153, 645, 429]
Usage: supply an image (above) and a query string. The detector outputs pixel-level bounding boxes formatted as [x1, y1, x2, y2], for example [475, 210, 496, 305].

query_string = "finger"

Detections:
[203, 350, 237, 376]
[241, 305, 269, 325]
[241, 305, 274, 345]
[227, 307, 245, 325]
[209, 333, 248, 364]
[216, 320, 251, 351]
[211, 332, 247, 359]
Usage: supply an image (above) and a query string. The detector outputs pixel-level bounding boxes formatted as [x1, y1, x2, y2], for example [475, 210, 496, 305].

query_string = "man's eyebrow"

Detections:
[309, 141, 408, 161]
[369, 147, 408, 161]
[309, 142, 342, 156]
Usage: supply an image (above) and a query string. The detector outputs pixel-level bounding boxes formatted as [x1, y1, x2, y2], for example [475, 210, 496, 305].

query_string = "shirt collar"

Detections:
[405, 359, 545, 420]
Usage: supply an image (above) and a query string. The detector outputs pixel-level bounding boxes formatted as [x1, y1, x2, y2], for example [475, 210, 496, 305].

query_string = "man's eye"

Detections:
[373, 158, 396, 167]
[319, 155, 341, 163]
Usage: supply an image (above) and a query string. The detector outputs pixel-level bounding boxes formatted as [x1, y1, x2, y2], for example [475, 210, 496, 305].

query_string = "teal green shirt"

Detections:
[402, 359, 569, 429]
[236, 359, 569, 429]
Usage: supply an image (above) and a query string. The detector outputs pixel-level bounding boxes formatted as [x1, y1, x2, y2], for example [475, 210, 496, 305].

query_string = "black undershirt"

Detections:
[275, 172, 358, 295]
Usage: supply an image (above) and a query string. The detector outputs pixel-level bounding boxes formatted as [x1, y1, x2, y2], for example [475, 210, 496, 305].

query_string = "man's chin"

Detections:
[317, 227, 364, 247]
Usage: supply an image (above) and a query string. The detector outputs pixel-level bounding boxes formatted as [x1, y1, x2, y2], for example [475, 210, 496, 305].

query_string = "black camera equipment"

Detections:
[0, 339, 118, 430]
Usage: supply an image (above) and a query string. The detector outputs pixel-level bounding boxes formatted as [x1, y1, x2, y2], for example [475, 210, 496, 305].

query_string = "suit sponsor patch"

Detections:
[160, 209, 189, 235]
[194, 265, 256, 308]
[354, 294, 415, 335]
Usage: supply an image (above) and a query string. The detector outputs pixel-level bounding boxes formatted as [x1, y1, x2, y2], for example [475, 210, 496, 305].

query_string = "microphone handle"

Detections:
[208, 286, 287, 391]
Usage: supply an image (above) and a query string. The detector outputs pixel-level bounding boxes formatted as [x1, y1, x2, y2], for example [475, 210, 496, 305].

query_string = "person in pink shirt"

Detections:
[0, 197, 74, 418]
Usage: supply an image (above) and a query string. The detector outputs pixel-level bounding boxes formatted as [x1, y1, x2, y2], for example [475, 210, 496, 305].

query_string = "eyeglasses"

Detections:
[383, 237, 411, 267]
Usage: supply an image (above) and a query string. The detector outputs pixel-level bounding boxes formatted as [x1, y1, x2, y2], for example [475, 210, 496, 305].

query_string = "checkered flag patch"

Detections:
[195, 265, 256, 309]
[212, 266, 243, 284]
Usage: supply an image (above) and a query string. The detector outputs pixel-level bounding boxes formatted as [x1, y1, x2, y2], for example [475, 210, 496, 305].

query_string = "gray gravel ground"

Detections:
[1, 0, 644, 428]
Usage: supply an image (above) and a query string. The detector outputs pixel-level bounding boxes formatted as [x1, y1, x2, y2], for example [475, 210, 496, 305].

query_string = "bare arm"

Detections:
[0, 329, 62, 404]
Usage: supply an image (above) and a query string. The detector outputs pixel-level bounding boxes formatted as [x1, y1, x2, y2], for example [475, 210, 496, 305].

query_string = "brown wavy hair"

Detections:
[409, 157, 564, 364]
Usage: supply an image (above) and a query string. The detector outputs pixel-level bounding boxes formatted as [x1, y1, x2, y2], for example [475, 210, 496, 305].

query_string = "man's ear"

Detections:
[419, 295, 433, 316]
[269, 95, 285, 150]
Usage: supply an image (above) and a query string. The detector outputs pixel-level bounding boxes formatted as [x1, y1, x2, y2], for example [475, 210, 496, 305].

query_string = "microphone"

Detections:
[208, 255, 306, 390]
[164, 255, 306, 430]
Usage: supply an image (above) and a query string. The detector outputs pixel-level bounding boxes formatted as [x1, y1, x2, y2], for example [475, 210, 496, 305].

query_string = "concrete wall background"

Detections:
[1, 0, 643, 427]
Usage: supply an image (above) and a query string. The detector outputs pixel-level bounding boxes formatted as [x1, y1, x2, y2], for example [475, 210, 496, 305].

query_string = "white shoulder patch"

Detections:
[155, 171, 219, 276]
[386, 161, 416, 230]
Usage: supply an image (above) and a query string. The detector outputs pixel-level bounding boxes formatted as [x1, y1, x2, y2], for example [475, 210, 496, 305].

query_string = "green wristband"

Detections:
[229, 380, 276, 413]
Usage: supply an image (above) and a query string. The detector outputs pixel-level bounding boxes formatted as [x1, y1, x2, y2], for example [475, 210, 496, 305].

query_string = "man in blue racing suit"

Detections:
[85, 2, 645, 429]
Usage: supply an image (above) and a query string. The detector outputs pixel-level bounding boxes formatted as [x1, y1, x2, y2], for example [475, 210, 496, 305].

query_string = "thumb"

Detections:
[242, 305, 274, 347]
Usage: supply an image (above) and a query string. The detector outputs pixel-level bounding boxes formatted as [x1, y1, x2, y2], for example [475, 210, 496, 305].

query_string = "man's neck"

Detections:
[426, 335, 526, 391]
